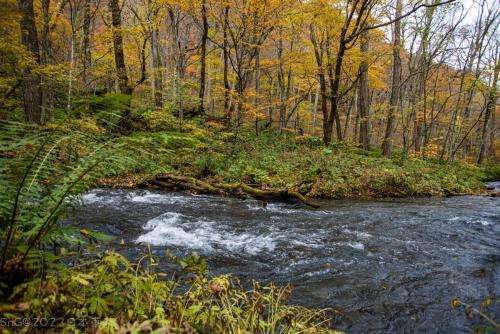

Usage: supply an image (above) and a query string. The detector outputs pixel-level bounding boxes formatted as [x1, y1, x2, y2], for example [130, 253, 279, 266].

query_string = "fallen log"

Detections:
[155, 175, 224, 194]
[147, 174, 320, 209]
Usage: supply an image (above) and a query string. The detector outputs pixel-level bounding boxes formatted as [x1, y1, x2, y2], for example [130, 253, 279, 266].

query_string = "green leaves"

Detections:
[89, 296, 108, 317]
[0, 120, 142, 279]
[6, 249, 337, 333]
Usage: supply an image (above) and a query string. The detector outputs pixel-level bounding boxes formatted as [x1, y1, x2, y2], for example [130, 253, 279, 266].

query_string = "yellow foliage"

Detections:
[205, 120, 225, 130]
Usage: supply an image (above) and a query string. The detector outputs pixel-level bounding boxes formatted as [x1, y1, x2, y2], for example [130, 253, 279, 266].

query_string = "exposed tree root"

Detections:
[146, 174, 320, 209]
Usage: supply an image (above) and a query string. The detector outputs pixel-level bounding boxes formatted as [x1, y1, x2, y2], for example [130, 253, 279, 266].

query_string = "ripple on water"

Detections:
[136, 212, 277, 256]
[73, 188, 500, 333]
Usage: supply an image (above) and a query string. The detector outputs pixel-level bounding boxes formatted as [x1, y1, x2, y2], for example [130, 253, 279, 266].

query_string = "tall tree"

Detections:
[197, 0, 208, 114]
[357, 30, 371, 150]
[109, 0, 132, 95]
[309, 24, 329, 144]
[477, 53, 499, 164]
[82, 0, 92, 93]
[382, 0, 402, 157]
[19, 0, 43, 123]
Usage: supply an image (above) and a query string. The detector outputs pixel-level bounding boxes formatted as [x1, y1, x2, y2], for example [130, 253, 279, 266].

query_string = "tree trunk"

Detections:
[477, 55, 499, 164]
[19, 0, 43, 123]
[309, 25, 329, 145]
[326, 32, 344, 143]
[108, 0, 133, 131]
[82, 0, 92, 94]
[197, 0, 208, 114]
[357, 31, 371, 150]
[150, 27, 163, 108]
[382, 0, 402, 157]
[109, 0, 132, 95]
[254, 48, 260, 135]
[223, 6, 231, 125]
[311, 88, 319, 135]
[40, 0, 52, 119]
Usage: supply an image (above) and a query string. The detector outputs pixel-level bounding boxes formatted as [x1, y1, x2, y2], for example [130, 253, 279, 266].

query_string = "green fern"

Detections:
[0, 119, 141, 281]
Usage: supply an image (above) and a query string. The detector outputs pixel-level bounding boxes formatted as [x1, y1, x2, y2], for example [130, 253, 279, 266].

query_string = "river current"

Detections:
[68, 184, 500, 333]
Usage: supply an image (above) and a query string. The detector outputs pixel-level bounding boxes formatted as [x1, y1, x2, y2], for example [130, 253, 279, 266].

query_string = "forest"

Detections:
[1, 0, 499, 162]
[0, 0, 499, 332]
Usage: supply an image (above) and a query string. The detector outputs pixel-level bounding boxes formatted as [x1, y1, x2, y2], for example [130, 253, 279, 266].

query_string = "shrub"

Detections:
[2, 250, 338, 333]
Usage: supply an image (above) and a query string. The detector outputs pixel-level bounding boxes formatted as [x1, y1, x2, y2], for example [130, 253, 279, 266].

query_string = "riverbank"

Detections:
[95, 117, 495, 200]
[1, 117, 497, 333]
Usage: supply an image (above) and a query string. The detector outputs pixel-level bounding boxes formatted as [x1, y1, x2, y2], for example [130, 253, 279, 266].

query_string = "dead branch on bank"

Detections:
[146, 174, 320, 209]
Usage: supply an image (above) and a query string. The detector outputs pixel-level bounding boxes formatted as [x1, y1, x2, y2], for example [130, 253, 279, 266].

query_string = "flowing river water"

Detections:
[68, 183, 500, 333]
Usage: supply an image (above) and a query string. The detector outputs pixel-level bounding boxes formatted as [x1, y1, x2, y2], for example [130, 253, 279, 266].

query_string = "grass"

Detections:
[96, 117, 489, 199]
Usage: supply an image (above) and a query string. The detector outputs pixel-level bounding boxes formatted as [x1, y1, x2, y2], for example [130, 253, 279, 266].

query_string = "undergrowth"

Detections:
[1, 250, 337, 333]
[98, 115, 489, 198]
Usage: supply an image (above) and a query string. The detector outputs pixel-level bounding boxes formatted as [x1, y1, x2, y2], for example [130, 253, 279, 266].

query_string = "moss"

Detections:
[95, 121, 486, 198]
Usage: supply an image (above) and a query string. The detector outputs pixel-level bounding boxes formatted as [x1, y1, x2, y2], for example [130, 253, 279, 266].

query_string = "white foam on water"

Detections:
[342, 228, 372, 239]
[468, 219, 491, 226]
[449, 216, 492, 226]
[334, 241, 365, 250]
[129, 192, 187, 204]
[80, 189, 191, 207]
[355, 231, 372, 239]
[245, 202, 330, 216]
[305, 268, 332, 277]
[347, 242, 365, 250]
[80, 190, 121, 205]
[289, 239, 321, 248]
[80, 192, 100, 204]
[245, 202, 298, 214]
[136, 212, 276, 255]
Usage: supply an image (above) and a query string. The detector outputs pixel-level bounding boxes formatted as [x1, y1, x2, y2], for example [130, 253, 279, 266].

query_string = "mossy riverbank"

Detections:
[96, 118, 495, 200]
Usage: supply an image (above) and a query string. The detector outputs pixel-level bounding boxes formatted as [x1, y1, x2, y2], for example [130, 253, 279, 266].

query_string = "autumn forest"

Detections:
[1, 0, 498, 162]
[1, 0, 499, 332]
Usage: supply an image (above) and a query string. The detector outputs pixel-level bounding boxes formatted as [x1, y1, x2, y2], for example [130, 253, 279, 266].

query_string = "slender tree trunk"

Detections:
[354, 92, 360, 143]
[82, 0, 92, 94]
[477, 55, 499, 164]
[67, 1, 77, 112]
[357, 31, 371, 150]
[326, 32, 343, 143]
[309, 25, 329, 145]
[150, 27, 163, 108]
[382, 0, 402, 157]
[19, 0, 43, 123]
[223, 6, 231, 125]
[109, 0, 132, 95]
[67, 29, 75, 111]
[167, 7, 185, 126]
[312, 88, 319, 135]
[343, 94, 355, 141]
[255, 48, 260, 135]
[277, 29, 287, 130]
[197, 0, 208, 114]
[41, 0, 51, 64]
[41, 0, 53, 119]
[109, 0, 133, 131]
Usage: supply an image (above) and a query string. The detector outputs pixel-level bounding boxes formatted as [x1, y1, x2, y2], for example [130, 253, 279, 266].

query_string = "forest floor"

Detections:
[96, 115, 496, 200]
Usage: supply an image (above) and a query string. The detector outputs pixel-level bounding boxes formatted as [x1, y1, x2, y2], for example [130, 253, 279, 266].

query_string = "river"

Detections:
[68, 184, 500, 333]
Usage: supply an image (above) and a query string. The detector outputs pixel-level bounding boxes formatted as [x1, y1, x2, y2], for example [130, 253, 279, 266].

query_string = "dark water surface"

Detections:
[68, 184, 500, 333]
